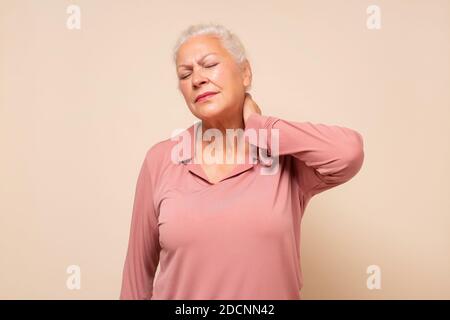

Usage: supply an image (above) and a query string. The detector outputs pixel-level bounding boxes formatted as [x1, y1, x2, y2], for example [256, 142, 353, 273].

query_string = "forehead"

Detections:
[176, 35, 229, 66]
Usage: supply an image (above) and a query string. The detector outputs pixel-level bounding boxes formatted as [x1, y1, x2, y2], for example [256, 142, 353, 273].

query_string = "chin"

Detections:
[196, 103, 228, 119]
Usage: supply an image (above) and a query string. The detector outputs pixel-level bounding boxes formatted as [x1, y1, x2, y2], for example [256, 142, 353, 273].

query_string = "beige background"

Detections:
[1, 0, 449, 299]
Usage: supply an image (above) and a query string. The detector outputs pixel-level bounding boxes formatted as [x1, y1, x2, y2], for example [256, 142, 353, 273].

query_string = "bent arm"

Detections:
[244, 113, 365, 198]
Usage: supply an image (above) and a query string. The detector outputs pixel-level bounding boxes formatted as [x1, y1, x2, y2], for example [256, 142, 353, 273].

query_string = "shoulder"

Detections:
[142, 124, 193, 175]
[142, 139, 176, 172]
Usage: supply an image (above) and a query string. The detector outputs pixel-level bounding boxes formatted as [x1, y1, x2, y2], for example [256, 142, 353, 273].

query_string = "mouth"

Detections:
[195, 91, 218, 103]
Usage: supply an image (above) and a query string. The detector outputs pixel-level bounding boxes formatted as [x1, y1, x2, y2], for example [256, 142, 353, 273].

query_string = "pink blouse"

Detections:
[119, 113, 364, 300]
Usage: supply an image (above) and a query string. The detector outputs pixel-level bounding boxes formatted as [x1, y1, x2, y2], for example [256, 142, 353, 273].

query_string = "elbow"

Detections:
[341, 130, 365, 180]
[326, 129, 364, 183]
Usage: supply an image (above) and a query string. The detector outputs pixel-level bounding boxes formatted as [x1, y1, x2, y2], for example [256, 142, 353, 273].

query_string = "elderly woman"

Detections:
[120, 23, 364, 300]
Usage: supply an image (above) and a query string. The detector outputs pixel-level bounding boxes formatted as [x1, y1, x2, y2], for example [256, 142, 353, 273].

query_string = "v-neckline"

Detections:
[180, 121, 266, 185]
[187, 161, 257, 185]
[189, 143, 258, 185]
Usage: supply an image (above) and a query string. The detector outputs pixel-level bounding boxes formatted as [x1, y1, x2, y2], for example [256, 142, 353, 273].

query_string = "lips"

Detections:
[195, 91, 218, 103]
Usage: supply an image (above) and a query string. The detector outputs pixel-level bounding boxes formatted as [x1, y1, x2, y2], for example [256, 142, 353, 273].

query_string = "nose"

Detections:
[192, 68, 209, 88]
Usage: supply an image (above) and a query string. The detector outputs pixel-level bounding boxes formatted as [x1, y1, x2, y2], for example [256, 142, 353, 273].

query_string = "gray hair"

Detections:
[172, 22, 249, 70]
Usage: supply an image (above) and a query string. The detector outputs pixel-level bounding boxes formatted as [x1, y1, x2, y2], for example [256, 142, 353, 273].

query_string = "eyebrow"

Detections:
[177, 52, 218, 69]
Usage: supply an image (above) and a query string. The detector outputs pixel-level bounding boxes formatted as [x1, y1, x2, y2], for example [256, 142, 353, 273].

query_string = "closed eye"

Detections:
[205, 63, 218, 68]
[179, 63, 219, 80]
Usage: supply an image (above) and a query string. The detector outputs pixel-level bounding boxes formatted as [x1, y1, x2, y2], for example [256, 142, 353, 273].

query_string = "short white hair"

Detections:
[172, 22, 248, 69]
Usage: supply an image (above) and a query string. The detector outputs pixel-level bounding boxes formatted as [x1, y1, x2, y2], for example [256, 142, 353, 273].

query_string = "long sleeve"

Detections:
[244, 113, 364, 199]
[119, 152, 161, 300]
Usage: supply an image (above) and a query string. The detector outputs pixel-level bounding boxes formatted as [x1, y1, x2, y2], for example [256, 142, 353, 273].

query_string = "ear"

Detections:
[241, 59, 252, 90]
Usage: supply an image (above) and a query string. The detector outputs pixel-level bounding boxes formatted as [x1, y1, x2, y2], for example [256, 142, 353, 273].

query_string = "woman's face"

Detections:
[176, 35, 251, 122]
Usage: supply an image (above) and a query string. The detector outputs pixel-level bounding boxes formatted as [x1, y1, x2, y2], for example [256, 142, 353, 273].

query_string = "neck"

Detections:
[196, 114, 250, 165]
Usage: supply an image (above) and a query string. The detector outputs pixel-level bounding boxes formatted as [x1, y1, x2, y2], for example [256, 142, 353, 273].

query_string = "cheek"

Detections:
[216, 70, 242, 99]
[209, 68, 226, 85]
[210, 62, 240, 87]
